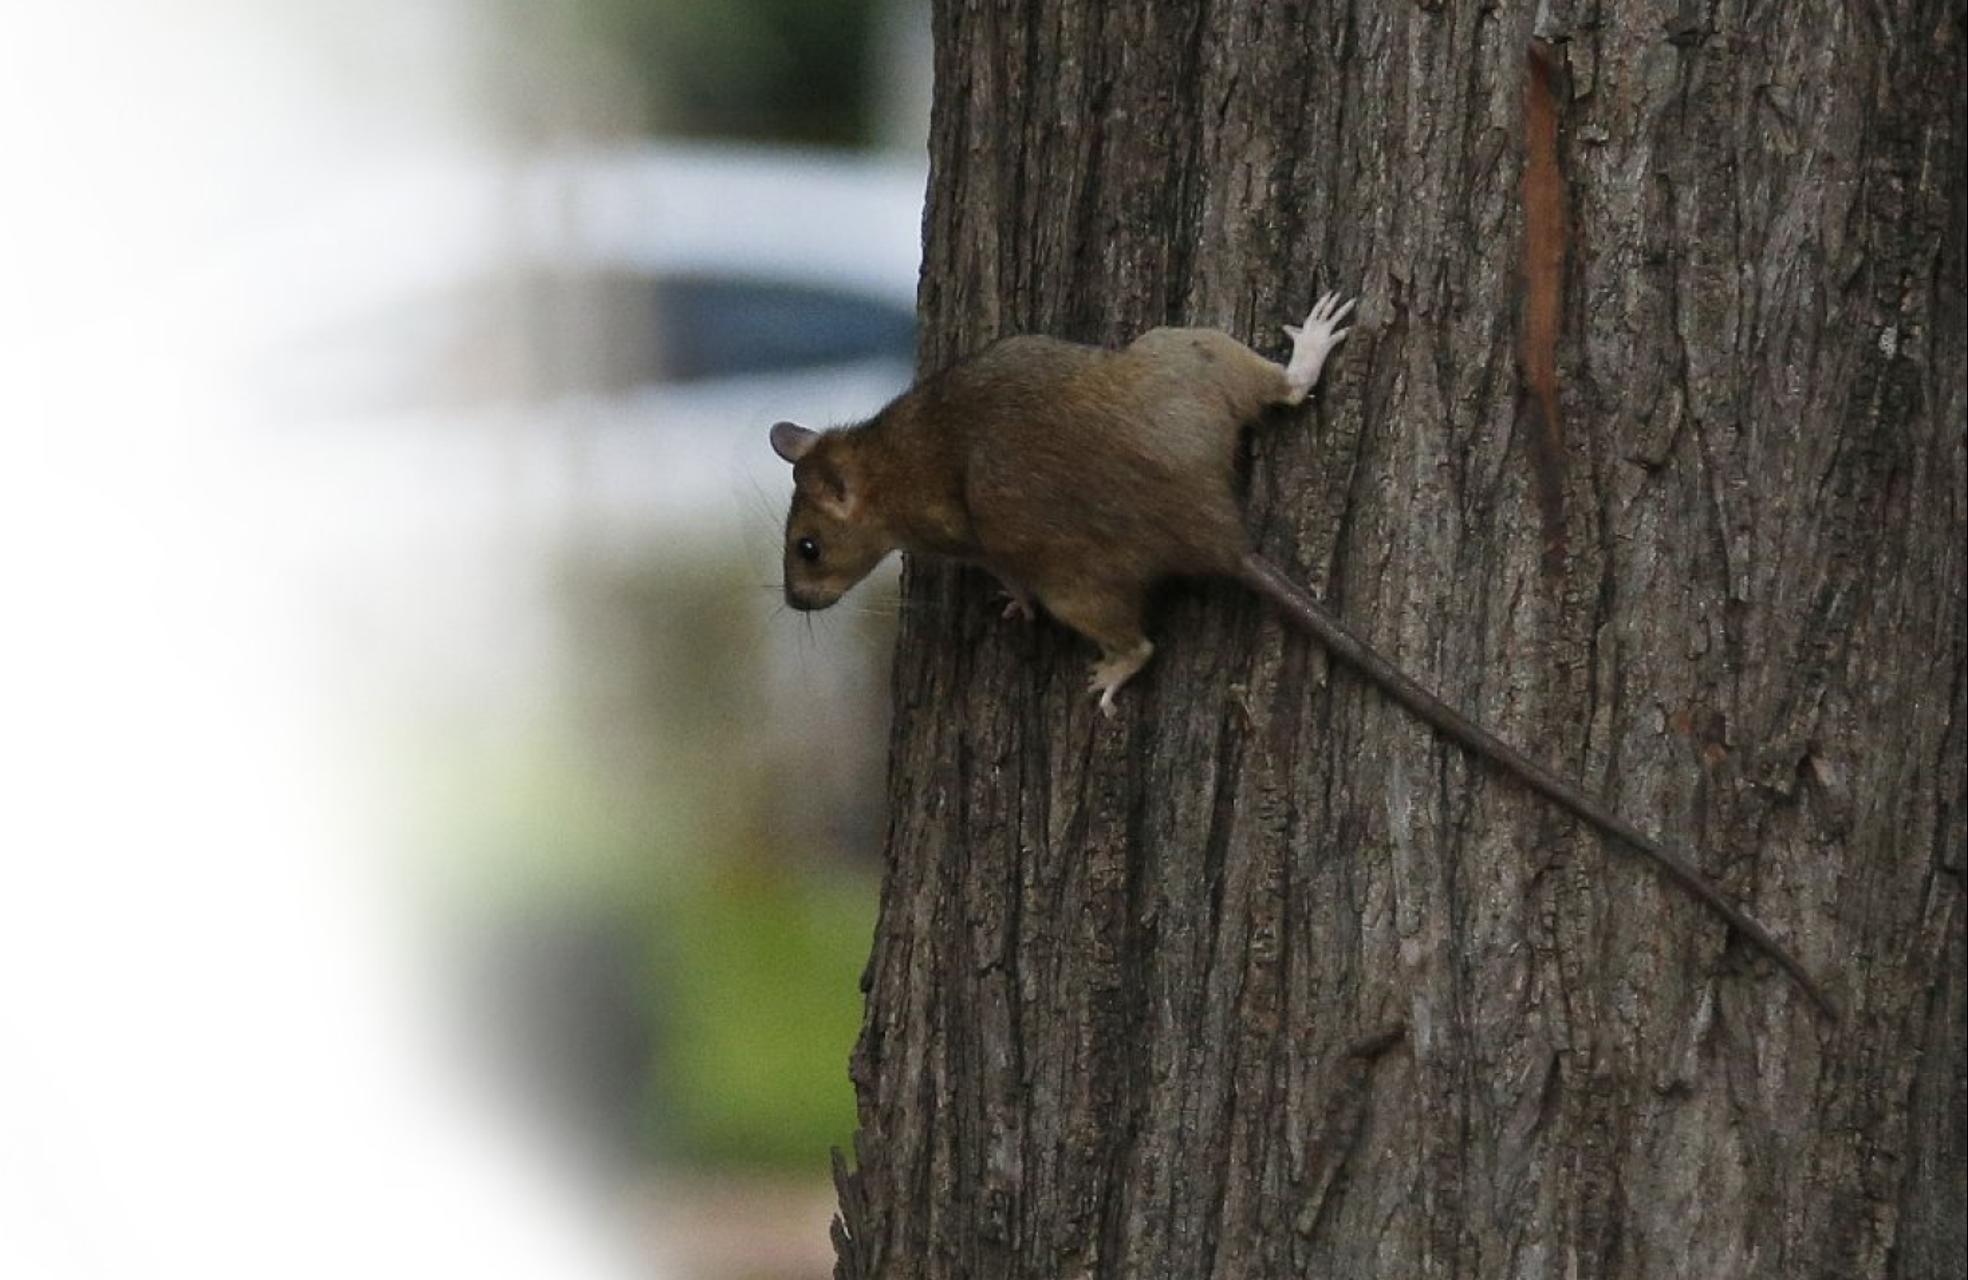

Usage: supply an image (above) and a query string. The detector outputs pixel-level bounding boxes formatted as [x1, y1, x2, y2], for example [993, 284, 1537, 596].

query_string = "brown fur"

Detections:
[780, 326, 1289, 650]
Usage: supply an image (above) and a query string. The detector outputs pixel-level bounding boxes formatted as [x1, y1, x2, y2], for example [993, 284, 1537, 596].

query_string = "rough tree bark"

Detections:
[834, 2, 1965, 1277]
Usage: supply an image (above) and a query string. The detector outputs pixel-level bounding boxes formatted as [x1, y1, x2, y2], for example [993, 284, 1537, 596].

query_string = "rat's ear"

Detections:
[770, 421, 818, 464]
[804, 457, 857, 519]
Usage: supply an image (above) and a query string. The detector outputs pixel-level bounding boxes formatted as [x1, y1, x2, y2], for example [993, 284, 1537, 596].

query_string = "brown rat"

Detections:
[769, 295, 1834, 1019]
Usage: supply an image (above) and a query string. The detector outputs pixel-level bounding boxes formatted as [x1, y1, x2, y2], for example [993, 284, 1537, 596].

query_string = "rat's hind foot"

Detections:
[1038, 583, 1153, 715]
[1281, 291, 1355, 404]
[1088, 639, 1155, 717]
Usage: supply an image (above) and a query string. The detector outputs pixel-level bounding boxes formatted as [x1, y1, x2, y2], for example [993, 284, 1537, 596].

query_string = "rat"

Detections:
[768, 293, 1835, 1019]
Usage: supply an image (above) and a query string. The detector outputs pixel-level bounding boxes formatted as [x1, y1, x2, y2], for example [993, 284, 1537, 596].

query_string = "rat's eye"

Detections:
[796, 536, 821, 563]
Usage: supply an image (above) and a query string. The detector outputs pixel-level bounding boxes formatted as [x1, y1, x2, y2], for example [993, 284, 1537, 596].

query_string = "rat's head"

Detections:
[770, 420, 894, 611]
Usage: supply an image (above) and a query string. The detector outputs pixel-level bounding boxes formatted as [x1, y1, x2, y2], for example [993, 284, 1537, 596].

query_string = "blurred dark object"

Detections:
[581, 0, 886, 144]
[483, 0, 892, 146]
[511, 268, 915, 393]
[477, 908, 659, 1173]
[646, 272, 915, 382]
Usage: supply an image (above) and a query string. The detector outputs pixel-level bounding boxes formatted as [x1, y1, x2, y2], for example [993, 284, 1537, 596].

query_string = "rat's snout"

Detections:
[784, 581, 836, 612]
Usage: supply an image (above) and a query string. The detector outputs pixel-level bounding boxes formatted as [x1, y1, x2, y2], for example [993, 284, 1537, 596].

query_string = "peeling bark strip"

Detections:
[1520, 37, 1569, 577]
[840, 2, 1966, 1277]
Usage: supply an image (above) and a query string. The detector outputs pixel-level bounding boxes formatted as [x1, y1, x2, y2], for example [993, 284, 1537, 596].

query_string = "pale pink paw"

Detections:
[1282, 290, 1356, 401]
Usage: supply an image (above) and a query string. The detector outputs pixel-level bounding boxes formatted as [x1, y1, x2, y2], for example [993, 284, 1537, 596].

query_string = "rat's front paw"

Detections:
[1282, 291, 1356, 402]
[997, 585, 1035, 623]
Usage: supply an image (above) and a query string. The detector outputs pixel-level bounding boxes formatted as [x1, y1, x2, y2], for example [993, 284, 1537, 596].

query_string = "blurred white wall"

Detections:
[0, 3, 669, 1275]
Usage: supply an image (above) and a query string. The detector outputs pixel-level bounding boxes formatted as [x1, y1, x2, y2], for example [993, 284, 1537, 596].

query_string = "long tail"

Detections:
[1237, 552, 1836, 1020]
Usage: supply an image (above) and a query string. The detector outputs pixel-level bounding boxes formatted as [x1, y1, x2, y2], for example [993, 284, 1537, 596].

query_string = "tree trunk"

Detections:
[835, 2, 1966, 1277]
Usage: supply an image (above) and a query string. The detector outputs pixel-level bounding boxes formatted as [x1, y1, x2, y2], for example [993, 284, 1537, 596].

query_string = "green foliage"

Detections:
[408, 546, 886, 1174]
[653, 862, 875, 1169]
[574, 0, 883, 144]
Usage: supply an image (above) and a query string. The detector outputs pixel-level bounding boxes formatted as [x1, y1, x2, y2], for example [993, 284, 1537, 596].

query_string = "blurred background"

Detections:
[0, 2, 929, 1276]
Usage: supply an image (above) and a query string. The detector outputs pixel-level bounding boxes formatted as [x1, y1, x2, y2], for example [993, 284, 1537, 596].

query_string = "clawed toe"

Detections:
[1301, 292, 1356, 332]
[1283, 291, 1358, 401]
